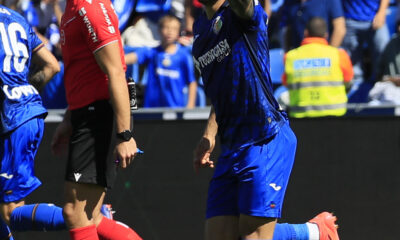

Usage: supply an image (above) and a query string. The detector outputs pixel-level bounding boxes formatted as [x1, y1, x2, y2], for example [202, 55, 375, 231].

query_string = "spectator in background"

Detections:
[368, 19, 400, 104]
[125, 15, 197, 108]
[281, 0, 346, 52]
[283, 17, 353, 118]
[341, 0, 390, 91]
[183, 0, 203, 37]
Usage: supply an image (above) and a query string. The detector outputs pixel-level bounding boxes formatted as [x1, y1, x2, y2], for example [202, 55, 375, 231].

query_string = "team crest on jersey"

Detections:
[212, 16, 223, 34]
[162, 57, 171, 67]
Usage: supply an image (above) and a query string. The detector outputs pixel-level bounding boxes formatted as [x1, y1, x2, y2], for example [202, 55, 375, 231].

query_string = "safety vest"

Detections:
[285, 43, 347, 118]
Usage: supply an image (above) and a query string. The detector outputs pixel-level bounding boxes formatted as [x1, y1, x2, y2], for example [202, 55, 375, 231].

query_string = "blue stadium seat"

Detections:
[111, 0, 172, 30]
[136, 0, 171, 13]
[269, 48, 285, 85]
[271, 0, 284, 12]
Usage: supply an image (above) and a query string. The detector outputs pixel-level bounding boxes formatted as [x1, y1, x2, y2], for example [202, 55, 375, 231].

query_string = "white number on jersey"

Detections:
[0, 22, 29, 73]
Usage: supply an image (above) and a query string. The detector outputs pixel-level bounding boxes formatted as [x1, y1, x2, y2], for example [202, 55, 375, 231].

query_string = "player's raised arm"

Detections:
[29, 46, 60, 90]
[228, 0, 254, 20]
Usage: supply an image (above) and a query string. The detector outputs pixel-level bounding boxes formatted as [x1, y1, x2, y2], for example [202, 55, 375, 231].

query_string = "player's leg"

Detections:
[236, 121, 297, 239]
[0, 117, 64, 236]
[63, 181, 104, 240]
[205, 216, 239, 240]
[239, 215, 276, 239]
[204, 150, 241, 240]
[65, 101, 141, 240]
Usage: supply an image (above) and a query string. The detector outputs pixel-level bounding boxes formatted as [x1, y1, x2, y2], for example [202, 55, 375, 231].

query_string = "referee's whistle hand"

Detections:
[115, 138, 137, 168]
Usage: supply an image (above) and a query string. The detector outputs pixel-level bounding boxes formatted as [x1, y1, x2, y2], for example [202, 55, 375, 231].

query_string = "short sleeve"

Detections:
[28, 23, 43, 52]
[76, 1, 120, 52]
[135, 47, 153, 65]
[329, 0, 344, 19]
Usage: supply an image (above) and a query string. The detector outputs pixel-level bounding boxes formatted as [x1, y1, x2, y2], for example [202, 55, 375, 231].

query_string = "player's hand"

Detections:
[193, 136, 215, 173]
[51, 120, 72, 156]
[372, 11, 386, 30]
[114, 138, 137, 169]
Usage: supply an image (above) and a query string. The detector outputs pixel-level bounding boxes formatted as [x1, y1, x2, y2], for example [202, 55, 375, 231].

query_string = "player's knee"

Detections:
[0, 203, 23, 226]
[62, 203, 78, 225]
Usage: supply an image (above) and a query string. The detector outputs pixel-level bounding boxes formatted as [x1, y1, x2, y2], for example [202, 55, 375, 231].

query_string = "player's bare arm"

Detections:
[94, 41, 137, 169]
[228, 0, 254, 20]
[124, 52, 138, 65]
[330, 17, 346, 47]
[29, 45, 60, 90]
[194, 106, 218, 172]
[373, 0, 389, 30]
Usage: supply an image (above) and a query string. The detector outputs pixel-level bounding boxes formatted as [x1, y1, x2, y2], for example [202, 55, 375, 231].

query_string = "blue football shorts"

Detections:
[206, 121, 297, 219]
[0, 117, 44, 203]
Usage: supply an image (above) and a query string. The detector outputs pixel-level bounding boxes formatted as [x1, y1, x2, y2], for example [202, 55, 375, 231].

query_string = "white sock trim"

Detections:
[306, 222, 320, 240]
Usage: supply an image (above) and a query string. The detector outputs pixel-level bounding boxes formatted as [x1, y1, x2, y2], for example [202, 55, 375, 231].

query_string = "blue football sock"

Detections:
[10, 203, 66, 231]
[273, 223, 309, 240]
[0, 218, 13, 239]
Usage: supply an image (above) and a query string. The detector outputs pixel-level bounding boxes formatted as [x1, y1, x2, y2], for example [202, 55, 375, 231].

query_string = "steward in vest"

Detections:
[283, 17, 354, 118]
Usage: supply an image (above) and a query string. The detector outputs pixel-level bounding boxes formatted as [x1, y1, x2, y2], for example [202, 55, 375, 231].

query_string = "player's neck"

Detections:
[204, 0, 225, 19]
[162, 42, 177, 54]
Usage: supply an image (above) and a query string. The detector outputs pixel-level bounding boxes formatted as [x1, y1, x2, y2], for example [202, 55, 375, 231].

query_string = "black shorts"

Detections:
[66, 100, 117, 188]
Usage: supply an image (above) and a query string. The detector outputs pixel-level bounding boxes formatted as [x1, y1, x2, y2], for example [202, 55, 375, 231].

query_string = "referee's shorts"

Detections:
[66, 100, 117, 188]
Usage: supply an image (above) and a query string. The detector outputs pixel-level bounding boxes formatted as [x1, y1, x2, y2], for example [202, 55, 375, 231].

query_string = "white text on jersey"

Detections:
[2, 85, 39, 99]
[196, 39, 231, 69]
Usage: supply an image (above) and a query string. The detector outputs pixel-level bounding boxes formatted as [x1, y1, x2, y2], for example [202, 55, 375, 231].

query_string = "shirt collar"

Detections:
[301, 37, 329, 46]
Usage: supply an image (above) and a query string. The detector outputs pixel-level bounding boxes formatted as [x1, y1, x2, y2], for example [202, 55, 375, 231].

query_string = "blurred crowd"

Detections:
[1, 0, 400, 114]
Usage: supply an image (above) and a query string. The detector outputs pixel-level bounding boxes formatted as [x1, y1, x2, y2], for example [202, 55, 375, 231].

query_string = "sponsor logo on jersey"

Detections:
[0, 173, 13, 179]
[269, 183, 282, 191]
[2, 85, 39, 100]
[212, 16, 223, 34]
[99, 3, 115, 34]
[194, 39, 231, 70]
[79, 7, 98, 43]
[156, 68, 179, 79]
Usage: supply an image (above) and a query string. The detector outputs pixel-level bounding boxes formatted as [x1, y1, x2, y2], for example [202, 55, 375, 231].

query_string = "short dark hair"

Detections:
[306, 17, 327, 38]
[158, 14, 181, 29]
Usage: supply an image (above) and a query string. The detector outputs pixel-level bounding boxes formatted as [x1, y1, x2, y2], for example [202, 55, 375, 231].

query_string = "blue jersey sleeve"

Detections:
[329, 0, 344, 19]
[135, 47, 153, 65]
[29, 25, 43, 52]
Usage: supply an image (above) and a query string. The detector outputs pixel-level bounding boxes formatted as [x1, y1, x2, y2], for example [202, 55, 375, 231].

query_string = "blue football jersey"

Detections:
[192, 1, 287, 154]
[136, 44, 196, 108]
[0, 5, 47, 134]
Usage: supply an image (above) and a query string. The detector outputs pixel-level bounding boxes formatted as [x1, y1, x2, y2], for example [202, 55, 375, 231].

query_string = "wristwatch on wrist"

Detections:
[116, 130, 133, 141]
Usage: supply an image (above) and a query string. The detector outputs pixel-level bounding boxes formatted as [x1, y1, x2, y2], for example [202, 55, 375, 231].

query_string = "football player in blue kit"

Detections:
[192, 0, 340, 239]
[0, 4, 66, 239]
